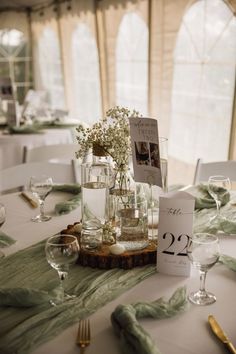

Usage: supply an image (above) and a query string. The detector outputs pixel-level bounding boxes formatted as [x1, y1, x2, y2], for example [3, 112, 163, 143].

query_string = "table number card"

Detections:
[129, 117, 162, 187]
[157, 191, 195, 276]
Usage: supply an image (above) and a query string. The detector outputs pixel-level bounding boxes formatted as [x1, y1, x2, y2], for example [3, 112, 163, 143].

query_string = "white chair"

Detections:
[193, 158, 236, 184]
[23, 143, 79, 163]
[0, 161, 77, 194]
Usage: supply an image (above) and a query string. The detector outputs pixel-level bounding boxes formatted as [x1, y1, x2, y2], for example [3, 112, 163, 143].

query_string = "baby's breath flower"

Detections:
[76, 106, 141, 167]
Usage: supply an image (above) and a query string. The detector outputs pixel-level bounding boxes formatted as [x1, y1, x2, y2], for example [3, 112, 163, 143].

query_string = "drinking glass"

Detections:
[208, 175, 231, 222]
[0, 203, 6, 258]
[159, 137, 168, 193]
[187, 233, 220, 305]
[30, 175, 53, 222]
[45, 234, 79, 305]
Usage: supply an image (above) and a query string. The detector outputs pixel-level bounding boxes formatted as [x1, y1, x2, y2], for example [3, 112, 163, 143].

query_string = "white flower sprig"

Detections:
[76, 106, 141, 168]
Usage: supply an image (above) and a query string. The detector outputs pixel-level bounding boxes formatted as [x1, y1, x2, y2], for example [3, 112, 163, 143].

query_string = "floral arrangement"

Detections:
[76, 106, 141, 168]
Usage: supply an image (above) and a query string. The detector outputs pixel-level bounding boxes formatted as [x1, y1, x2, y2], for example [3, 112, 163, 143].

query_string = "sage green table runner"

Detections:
[0, 240, 155, 354]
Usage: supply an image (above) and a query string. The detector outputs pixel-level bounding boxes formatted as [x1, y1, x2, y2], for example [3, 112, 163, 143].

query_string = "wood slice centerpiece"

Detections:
[61, 222, 157, 270]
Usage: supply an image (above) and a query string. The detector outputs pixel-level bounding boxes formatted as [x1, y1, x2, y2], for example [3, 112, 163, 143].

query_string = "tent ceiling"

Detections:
[0, 0, 49, 11]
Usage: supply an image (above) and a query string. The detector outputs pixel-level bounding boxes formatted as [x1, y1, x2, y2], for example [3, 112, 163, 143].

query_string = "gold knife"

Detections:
[20, 192, 38, 208]
[208, 315, 236, 354]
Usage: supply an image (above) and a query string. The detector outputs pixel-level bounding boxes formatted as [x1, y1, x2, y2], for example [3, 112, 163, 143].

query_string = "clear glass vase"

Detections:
[109, 165, 136, 228]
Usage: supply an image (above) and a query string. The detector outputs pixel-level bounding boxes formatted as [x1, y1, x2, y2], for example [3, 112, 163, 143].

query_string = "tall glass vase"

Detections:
[109, 165, 136, 231]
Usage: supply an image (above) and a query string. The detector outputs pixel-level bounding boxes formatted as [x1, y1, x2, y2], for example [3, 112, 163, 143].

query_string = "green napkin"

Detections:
[0, 231, 16, 248]
[195, 184, 230, 210]
[52, 184, 81, 215]
[0, 288, 58, 307]
[220, 254, 236, 272]
[55, 195, 81, 215]
[8, 125, 44, 134]
[52, 184, 81, 195]
[111, 287, 188, 354]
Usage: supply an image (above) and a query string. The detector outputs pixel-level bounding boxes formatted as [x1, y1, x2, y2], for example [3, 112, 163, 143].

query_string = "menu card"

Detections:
[157, 191, 194, 276]
[129, 117, 162, 187]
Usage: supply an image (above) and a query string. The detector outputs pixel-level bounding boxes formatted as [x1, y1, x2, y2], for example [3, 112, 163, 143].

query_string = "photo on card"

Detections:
[135, 141, 150, 166]
[150, 143, 160, 168]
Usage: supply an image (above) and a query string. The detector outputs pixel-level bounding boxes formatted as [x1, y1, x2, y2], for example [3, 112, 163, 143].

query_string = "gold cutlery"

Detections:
[208, 315, 236, 354]
[76, 319, 91, 353]
[20, 192, 38, 208]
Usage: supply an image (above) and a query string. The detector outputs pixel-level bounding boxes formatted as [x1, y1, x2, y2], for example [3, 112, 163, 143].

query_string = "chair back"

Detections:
[193, 159, 236, 184]
[0, 161, 76, 193]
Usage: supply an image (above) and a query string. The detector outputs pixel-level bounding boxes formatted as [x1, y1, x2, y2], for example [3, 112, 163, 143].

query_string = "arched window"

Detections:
[37, 27, 65, 109]
[72, 24, 101, 125]
[169, 0, 236, 165]
[116, 12, 148, 115]
[0, 29, 32, 103]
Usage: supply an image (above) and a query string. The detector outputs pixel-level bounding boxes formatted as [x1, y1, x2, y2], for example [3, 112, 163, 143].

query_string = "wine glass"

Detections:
[30, 175, 53, 222]
[0, 203, 6, 258]
[45, 234, 79, 305]
[208, 175, 231, 222]
[187, 233, 220, 305]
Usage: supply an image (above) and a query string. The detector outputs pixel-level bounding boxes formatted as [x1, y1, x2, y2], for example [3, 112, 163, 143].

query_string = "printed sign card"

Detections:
[129, 117, 162, 187]
[0, 77, 13, 100]
[157, 191, 195, 276]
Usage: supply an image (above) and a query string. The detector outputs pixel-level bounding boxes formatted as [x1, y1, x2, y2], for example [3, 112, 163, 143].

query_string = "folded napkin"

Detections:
[195, 184, 230, 210]
[52, 184, 81, 215]
[111, 287, 188, 354]
[52, 184, 81, 195]
[0, 231, 16, 248]
[219, 254, 236, 272]
[0, 288, 56, 307]
[8, 125, 44, 134]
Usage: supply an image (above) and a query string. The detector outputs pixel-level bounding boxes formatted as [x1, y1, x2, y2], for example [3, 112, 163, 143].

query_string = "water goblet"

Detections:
[187, 233, 220, 305]
[0, 203, 6, 258]
[45, 234, 79, 305]
[30, 175, 53, 222]
[208, 175, 231, 222]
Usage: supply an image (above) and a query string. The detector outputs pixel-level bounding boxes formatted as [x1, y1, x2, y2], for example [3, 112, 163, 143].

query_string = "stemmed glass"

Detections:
[187, 233, 220, 305]
[0, 203, 6, 258]
[30, 175, 53, 222]
[45, 234, 79, 305]
[208, 175, 231, 222]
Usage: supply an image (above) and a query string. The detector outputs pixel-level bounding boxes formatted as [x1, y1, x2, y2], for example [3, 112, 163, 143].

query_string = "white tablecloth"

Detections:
[0, 128, 74, 170]
[1, 191, 236, 354]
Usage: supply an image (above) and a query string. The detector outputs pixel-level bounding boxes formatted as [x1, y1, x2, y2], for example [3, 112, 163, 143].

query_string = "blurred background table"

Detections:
[0, 128, 75, 169]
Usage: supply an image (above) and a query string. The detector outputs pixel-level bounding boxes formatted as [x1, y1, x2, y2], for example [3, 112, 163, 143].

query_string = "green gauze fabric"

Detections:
[111, 287, 188, 354]
[195, 184, 230, 210]
[220, 254, 236, 272]
[0, 231, 16, 248]
[52, 183, 81, 215]
[0, 240, 155, 354]
[0, 288, 57, 307]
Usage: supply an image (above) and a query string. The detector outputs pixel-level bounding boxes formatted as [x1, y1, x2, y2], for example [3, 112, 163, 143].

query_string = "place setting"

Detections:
[1, 107, 236, 354]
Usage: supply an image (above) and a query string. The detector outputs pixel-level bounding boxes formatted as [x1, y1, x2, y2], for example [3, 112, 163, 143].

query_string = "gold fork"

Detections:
[76, 319, 91, 353]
